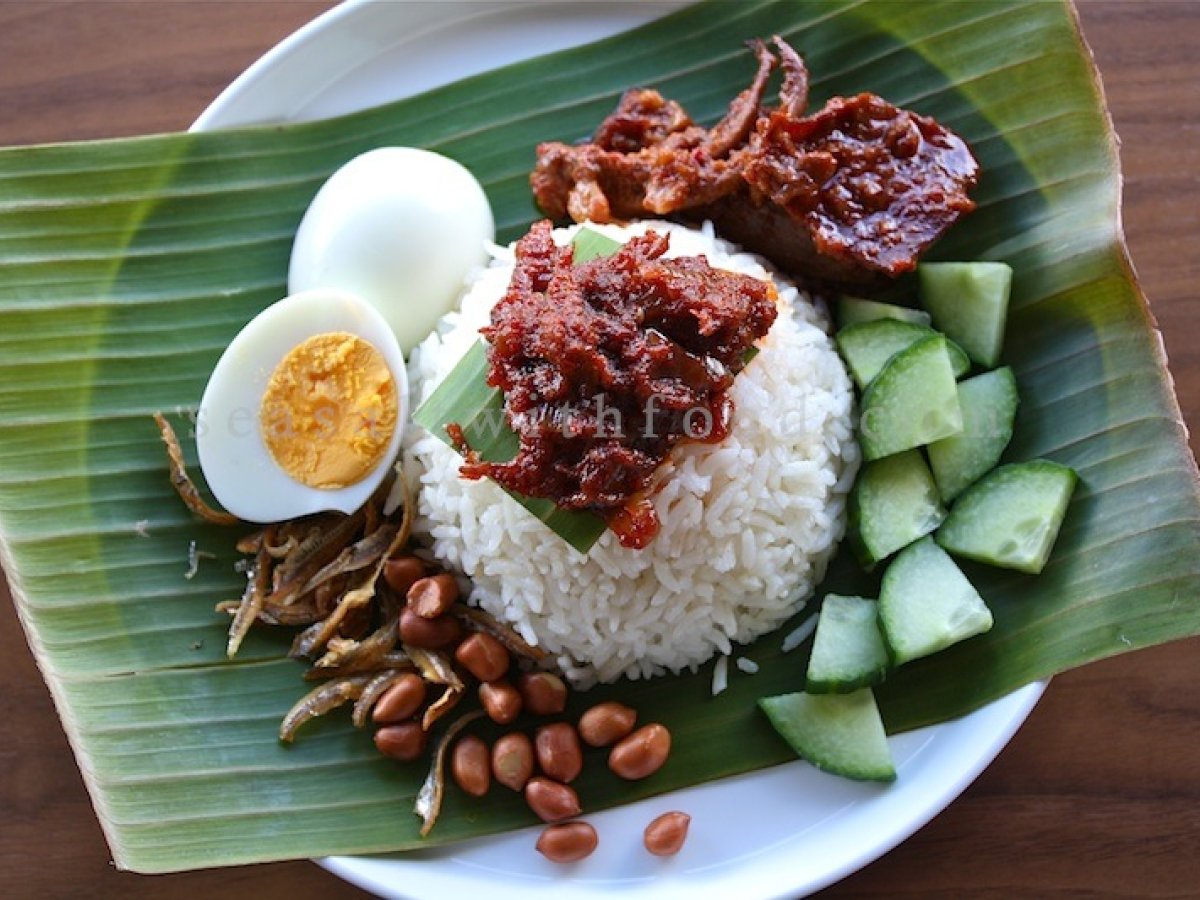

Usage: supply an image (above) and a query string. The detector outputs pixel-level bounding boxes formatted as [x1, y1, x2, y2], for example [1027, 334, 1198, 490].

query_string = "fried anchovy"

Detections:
[421, 684, 463, 732]
[298, 523, 398, 598]
[314, 636, 359, 668]
[278, 675, 371, 743]
[311, 623, 395, 672]
[235, 530, 265, 554]
[303, 650, 413, 681]
[264, 510, 366, 611]
[351, 669, 409, 728]
[265, 535, 299, 560]
[227, 527, 274, 658]
[153, 412, 239, 526]
[275, 511, 363, 586]
[414, 709, 485, 837]
[400, 645, 466, 729]
[216, 597, 319, 627]
[289, 475, 414, 658]
[403, 645, 463, 689]
[451, 604, 550, 662]
[290, 567, 378, 659]
[363, 497, 381, 538]
[262, 594, 324, 626]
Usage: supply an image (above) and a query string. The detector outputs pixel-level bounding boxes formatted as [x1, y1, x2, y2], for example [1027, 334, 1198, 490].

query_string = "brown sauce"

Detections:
[455, 221, 777, 548]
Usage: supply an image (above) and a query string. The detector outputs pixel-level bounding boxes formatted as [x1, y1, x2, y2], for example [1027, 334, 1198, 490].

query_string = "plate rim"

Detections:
[192, 2, 1046, 897]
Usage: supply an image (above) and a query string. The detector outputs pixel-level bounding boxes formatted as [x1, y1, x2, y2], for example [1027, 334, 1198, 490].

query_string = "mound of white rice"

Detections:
[403, 220, 858, 686]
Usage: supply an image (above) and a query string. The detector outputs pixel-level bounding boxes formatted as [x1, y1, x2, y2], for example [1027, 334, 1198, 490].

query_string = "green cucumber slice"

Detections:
[836, 319, 970, 391]
[918, 261, 1013, 368]
[879, 536, 993, 665]
[936, 460, 1078, 574]
[758, 689, 895, 782]
[837, 295, 931, 328]
[806, 595, 890, 693]
[860, 335, 963, 461]
[927, 367, 1020, 502]
[850, 449, 946, 566]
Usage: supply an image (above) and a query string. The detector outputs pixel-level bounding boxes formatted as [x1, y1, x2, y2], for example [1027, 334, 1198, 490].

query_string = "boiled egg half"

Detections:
[288, 147, 494, 354]
[196, 290, 408, 522]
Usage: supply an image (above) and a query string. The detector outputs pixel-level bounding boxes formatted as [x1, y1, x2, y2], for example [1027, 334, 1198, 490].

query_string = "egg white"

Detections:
[196, 289, 409, 522]
[288, 147, 494, 354]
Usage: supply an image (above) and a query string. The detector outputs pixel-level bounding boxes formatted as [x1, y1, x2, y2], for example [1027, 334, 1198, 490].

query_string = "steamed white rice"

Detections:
[403, 220, 858, 686]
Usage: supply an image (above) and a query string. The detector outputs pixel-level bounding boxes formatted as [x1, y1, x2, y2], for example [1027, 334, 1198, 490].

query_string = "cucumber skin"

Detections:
[928, 367, 1020, 503]
[918, 262, 1013, 368]
[860, 335, 964, 461]
[758, 690, 896, 783]
[837, 319, 971, 391]
[936, 460, 1078, 574]
[837, 295, 931, 328]
[850, 450, 946, 567]
[805, 595, 890, 694]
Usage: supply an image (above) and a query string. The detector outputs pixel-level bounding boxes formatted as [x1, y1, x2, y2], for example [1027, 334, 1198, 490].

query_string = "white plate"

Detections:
[194, 2, 1045, 897]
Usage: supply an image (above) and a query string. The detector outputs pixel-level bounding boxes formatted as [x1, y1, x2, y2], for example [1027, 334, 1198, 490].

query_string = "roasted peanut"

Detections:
[455, 632, 511, 682]
[479, 680, 523, 724]
[536, 822, 598, 863]
[517, 672, 568, 716]
[374, 722, 427, 762]
[608, 723, 671, 780]
[643, 811, 691, 856]
[451, 734, 491, 798]
[524, 777, 582, 823]
[535, 722, 583, 784]
[383, 556, 425, 596]
[371, 672, 427, 724]
[399, 606, 462, 649]
[578, 701, 637, 747]
[492, 732, 535, 791]
[406, 573, 460, 619]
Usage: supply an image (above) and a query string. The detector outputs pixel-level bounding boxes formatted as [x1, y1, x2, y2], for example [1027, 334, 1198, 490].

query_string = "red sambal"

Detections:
[455, 220, 777, 549]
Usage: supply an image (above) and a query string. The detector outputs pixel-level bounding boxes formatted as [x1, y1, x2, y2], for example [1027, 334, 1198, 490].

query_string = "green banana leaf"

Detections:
[1, 0, 1198, 874]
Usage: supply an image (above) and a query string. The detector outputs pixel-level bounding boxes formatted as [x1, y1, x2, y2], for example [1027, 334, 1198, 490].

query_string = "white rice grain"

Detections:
[735, 657, 760, 675]
[781, 614, 819, 654]
[712, 654, 730, 696]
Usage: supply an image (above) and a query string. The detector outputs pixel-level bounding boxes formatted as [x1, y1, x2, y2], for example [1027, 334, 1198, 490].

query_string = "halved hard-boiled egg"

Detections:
[288, 147, 494, 354]
[196, 290, 408, 522]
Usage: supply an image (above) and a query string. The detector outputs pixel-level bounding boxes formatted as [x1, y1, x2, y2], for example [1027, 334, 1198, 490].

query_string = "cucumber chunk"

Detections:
[918, 261, 1013, 368]
[850, 449, 946, 565]
[880, 536, 993, 665]
[860, 335, 963, 461]
[837, 295, 931, 328]
[927, 367, 1020, 502]
[758, 689, 895, 782]
[936, 460, 1078, 574]
[837, 320, 971, 390]
[806, 595, 890, 693]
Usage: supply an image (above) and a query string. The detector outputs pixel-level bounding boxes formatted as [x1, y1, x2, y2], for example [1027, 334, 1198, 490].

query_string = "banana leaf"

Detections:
[1, 0, 1198, 874]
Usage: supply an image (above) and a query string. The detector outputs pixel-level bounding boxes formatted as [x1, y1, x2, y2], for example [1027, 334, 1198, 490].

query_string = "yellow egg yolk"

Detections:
[260, 332, 398, 489]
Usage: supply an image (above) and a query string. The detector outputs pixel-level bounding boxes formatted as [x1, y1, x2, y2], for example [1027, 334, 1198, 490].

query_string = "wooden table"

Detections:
[0, 2, 1196, 897]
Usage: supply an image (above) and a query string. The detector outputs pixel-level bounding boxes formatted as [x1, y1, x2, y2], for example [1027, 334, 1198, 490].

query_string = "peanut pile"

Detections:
[374, 555, 688, 862]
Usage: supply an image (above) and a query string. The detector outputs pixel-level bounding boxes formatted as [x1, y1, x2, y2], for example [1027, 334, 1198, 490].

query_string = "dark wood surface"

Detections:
[0, 2, 1197, 897]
